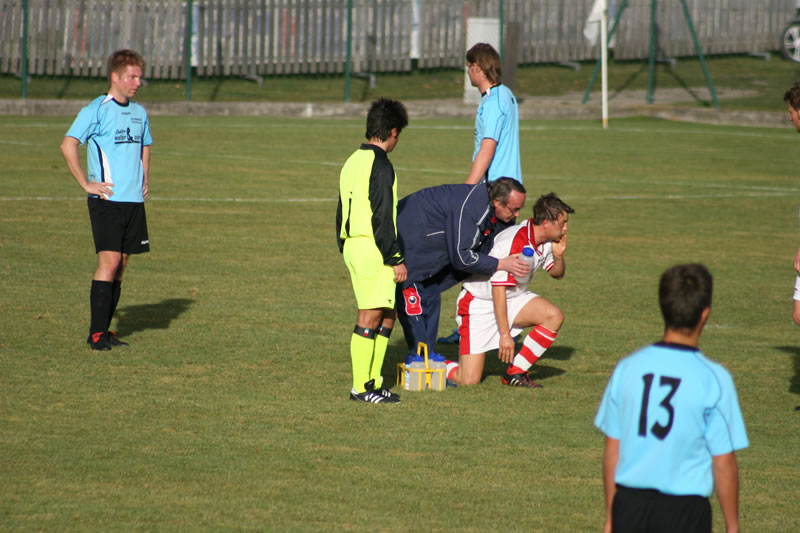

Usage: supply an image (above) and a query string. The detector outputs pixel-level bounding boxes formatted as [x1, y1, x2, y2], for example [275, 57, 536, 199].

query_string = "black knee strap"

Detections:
[353, 325, 377, 339]
[377, 326, 392, 338]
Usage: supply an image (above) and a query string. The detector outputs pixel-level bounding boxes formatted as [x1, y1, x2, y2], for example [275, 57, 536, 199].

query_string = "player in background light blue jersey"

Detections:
[440, 42, 523, 347]
[595, 264, 747, 533]
[60, 49, 153, 351]
[464, 43, 521, 185]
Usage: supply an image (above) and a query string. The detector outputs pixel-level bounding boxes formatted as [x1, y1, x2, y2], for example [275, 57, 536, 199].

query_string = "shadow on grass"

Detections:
[775, 345, 800, 396]
[115, 298, 193, 336]
[57, 77, 72, 98]
[665, 69, 710, 107]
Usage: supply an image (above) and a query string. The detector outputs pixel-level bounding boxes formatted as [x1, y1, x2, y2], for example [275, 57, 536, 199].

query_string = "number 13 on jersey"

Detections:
[638, 373, 681, 440]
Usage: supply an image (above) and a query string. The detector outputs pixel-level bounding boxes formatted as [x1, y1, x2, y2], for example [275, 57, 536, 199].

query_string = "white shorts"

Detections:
[455, 287, 537, 355]
[794, 274, 800, 301]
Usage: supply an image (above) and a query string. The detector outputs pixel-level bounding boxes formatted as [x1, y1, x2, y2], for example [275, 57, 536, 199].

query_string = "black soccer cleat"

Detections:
[365, 379, 400, 401]
[350, 379, 400, 403]
[372, 382, 401, 402]
[107, 331, 128, 346]
[87, 331, 112, 351]
[87, 331, 128, 347]
[350, 389, 400, 403]
[501, 370, 542, 389]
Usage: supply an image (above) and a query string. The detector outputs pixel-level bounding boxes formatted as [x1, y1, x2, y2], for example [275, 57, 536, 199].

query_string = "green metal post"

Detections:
[679, 0, 718, 108]
[21, 0, 29, 99]
[345, 0, 353, 102]
[185, 0, 193, 101]
[582, 0, 629, 104]
[647, 0, 657, 104]
[499, 0, 504, 61]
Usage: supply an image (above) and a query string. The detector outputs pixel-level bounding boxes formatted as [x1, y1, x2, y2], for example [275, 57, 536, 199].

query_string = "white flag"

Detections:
[583, 0, 616, 48]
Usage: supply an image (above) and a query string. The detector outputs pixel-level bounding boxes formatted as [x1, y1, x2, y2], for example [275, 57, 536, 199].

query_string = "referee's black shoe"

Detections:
[87, 331, 112, 351]
[368, 379, 401, 402]
[350, 379, 400, 403]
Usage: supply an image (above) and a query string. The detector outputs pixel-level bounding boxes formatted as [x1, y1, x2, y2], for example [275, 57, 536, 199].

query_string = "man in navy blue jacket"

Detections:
[396, 178, 530, 359]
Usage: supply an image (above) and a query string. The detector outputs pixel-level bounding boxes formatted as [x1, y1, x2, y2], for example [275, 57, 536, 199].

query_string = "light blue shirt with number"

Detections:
[473, 84, 521, 183]
[594, 343, 748, 497]
[66, 94, 153, 203]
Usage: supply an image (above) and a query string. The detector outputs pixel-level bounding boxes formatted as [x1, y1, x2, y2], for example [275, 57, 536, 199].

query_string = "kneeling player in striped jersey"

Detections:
[445, 193, 573, 387]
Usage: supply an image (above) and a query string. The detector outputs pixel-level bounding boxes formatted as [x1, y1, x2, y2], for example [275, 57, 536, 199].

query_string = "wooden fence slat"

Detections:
[2, 0, 798, 80]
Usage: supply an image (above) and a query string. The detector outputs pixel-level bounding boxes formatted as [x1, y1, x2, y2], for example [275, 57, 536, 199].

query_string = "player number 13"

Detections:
[638, 373, 681, 440]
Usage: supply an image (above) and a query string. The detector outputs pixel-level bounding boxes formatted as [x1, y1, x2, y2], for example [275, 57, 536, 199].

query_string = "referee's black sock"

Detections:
[106, 280, 122, 331]
[90, 280, 113, 335]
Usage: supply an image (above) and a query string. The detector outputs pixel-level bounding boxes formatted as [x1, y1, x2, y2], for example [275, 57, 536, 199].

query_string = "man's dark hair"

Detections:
[107, 49, 144, 84]
[785, 82, 800, 110]
[488, 177, 526, 205]
[365, 98, 408, 141]
[466, 43, 501, 85]
[532, 193, 574, 225]
[659, 263, 713, 331]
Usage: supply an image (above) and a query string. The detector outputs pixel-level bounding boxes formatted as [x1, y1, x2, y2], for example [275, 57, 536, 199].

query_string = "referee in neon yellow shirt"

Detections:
[336, 99, 408, 403]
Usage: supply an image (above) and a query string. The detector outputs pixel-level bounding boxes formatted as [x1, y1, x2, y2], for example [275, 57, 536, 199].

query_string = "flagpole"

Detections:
[601, 0, 608, 128]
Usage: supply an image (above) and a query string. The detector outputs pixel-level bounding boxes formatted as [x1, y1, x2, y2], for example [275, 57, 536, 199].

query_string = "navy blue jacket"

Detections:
[396, 183, 512, 283]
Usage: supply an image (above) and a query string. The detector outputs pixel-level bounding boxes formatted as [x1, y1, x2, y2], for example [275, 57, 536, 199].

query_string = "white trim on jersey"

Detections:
[456, 185, 491, 269]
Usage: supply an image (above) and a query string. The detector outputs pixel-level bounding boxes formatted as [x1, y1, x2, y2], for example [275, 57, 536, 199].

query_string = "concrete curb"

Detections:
[0, 97, 788, 128]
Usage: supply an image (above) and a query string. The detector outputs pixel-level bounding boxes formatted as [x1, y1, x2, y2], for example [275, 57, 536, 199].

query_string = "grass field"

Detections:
[3, 52, 800, 111]
[1, 113, 800, 531]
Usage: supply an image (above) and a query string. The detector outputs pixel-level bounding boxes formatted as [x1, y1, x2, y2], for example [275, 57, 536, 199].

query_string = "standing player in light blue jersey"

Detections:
[464, 43, 521, 185]
[595, 264, 748, 533]
[60, 49, 153, 351]
[441, 42, 523, 346]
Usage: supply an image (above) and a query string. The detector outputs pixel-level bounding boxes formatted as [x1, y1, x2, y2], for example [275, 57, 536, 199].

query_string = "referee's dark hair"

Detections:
[532, 192, 574, 225]
[365, 98, 409, 142]
[488, 177, 526, 205]
[659, 263, 713, 332]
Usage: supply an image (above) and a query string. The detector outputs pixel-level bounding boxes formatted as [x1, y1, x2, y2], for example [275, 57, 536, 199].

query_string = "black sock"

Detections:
[107, 280, 122, 331]
[90, 280, 113, 335]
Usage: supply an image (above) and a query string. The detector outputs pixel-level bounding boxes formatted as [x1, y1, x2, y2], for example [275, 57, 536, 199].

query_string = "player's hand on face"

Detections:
[393, 263, 408, 283]
[85, 182, 113, 199]
[794, 246, 800, 274]
[552, 233, 567, 257]
[497, 332, 515, 363]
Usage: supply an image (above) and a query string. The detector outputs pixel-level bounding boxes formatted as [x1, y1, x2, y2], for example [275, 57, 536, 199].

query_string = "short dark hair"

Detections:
[466, 43, 501, 85]
[488, 177, 526, 205]
[532, 193, 574, 225]
[785, 82, 800, 110]
[107, 49, 144, 84]
[365, 98, 408, 141]
[659, 263, 713, 331]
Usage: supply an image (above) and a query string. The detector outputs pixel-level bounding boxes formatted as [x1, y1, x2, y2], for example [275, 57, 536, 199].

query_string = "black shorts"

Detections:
[88, 198, 150, 254]
[612, 485, 711, 533]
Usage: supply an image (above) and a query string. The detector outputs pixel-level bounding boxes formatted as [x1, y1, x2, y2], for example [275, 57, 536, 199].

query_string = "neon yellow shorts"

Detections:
[343, 237, 396, 310]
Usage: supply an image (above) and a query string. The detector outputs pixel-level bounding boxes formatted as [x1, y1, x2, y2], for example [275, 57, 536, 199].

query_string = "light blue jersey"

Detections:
[594, 343, 748, 497]
[65, 94, 153, 203]
[473, 84, 521, 183]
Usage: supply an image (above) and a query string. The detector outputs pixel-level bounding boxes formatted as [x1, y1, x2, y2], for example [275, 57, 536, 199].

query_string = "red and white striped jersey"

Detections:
[461, 219, 553, 301]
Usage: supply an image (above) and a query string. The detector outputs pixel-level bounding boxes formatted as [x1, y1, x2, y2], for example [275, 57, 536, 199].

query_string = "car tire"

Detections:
[782, 21, 800, 62]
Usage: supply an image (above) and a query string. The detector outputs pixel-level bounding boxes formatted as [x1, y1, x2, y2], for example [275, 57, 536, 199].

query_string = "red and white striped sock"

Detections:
[507, 325, 558, 374]
[445, 360, 459, 380]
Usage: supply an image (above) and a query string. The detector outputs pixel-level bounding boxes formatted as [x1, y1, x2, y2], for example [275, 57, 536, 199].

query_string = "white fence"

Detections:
[0, 0, 795, 79]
